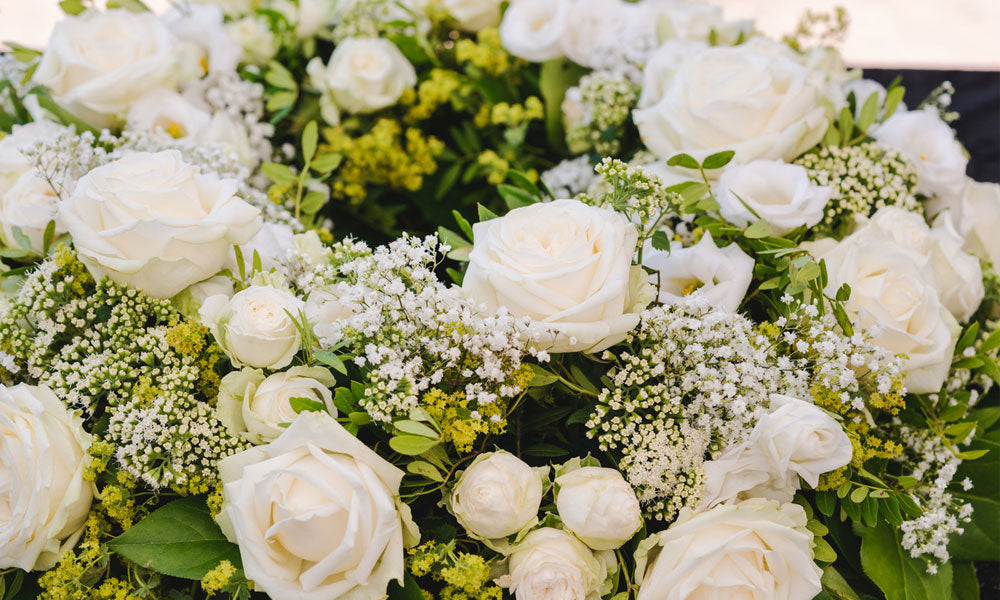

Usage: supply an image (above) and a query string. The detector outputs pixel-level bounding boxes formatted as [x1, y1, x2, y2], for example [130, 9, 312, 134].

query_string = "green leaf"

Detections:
[389, 435, 439, 456]
[406, 460, 444, 482]
[498, 183, 537, 210]
[314, 350, 348, 375]
[528, 364, 559, 387]
[107, 497, 241, 580]
[59, 0, 86, 14]
[950, 429, 1000, 560]
[264, 61, 298, 91]
[333, 387, 355, 414]
[387, 574, 425, 600]
[701, 150, 735, 170]
[10, 227, 31, 252]
[821, 566, 861, 600]
[266, 90, 297, 112]
[666, 153, 700, 170]
[523, 443, 570, 457]
[951, 561, 980, 600]
[539, 58, 587, 153]
[301, 121, 318, 164]
[393, 420, 439, 439]
[261, 162, 298, 185]
[348, 411, 371, 426]
[816, 491, 837, 516]
[452, 210, 474, 241]
[982, 329, 1000, 354]
[883, 86, 906, 121]
[651, 230, 671, 251]
[744, 220, 772, 239]
[300, 190, 326, 216]
[310, 152, 342, 174]
[823, 125, 842, 147]
[856, 92, 880, 133]
[289, 396, 327, 414]
[943, 421, 976, 440]
[859, 522, 953, 600]
[881, 496, 903, 526]
[477, 203, 500, 222]
[813, 536, 837, 562]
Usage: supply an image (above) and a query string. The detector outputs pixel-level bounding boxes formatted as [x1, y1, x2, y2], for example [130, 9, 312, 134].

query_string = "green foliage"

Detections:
[859, 522, 953, 600]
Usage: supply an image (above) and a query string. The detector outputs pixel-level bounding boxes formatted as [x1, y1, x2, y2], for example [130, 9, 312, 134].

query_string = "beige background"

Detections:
[0, 0, 998, 69]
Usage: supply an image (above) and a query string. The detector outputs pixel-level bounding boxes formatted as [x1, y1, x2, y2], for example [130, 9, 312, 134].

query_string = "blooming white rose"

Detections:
[0, 171, 61, 253]
[956, 180, 1000, 266]
[271, 0, 339, 38]
[633, 43, 829, 165]
[163, 4, 242, 74]
[701, 394, 853, 507]
[0, 383, 94, 571]
[126, 89, 212, 141]
[716, 160, 832, 235]
[635, 499, 821, 600]
[555, 466, 642, 550]
[307, 38, 417, 123]
[810, 232, 960, 393]
[33, 10, 190, 127]
[192, 0, 255, 16]
[451, 451, 546, 540]
[872, 108, 967, 200]
[499, 0, 572, 62]
[217, 411, 417, 600]
[59, 150, 261, 298]
[642, 232, 754, 313]
[443, 0, 502, 31]
[0, 120, 66, 190]
[225, 17, 278, 65]
[306, 286, 357, 346]
[558, 0, 636, 69]
[217, 366, 337, 444]
[200, 284, 305, 369]
[204, 111, 258, 166]
[463, 199, 650, 353]
[639, 0, 752, 44]
[859, 207, 983, 322]
[174, 275, 235, 319]
[500, 527, 611, 600]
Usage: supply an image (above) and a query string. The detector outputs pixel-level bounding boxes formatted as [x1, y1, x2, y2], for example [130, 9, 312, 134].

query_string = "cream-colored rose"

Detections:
[0, 383, 94, 571]
[499, 0, 572, 62]
[555, 466, 642, 551]
[500, 528, 611, 600]
[163, 4, 242, 74]
[200, 284, 305, 369]
[217, 366, 337, 444]
[811, 232, 960, 393]
[641, 0, 752, 44]
[307, 38, 417, 122]
[443, 0, 502, 31]
[635, 499, 821, 600]
[642, 232, 754, 313]
[225, 16, 278, 65]
[33, 9, 190, 127]
[701, 394, 853, 508]
[956, 180, 1000, 267]
[451, 451, 546, 540]
[59, 150, 261, 298]
[0, 120, 66, 190]
[463, 199, 649, 353]
[872, 108, 967, 200]
[716, 160, 832, 235]
[270, 0, 340, 38]
[217, 411, 417, 600]
[558, 0, 637, 69]
[126, 89, 212, 141]
[0, 171, 61, 253]
[633, 43, 829, 165]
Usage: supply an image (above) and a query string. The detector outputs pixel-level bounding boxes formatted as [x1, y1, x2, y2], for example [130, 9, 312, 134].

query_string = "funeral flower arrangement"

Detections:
[0, 1, 996, 599]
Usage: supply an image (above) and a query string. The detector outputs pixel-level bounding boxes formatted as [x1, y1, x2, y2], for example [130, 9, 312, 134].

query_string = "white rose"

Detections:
[639, 0, 752, 44]
[860, 207, 983, 322]
[174, 275, 235, 319]
[225, 17, 278, 65]
[59, 150, 261, 298]
[307, 38, 417, 120]
[642, 232, 754, 313]
[192, 0, 255, 17]
[635, 40, 707, 110]
[462, 199, 649, 353]
[558, 0, 636, 69]
[555, 466, 642, 551]
[633, 43, 829, 165]
[635, 499, 821, 600]
[271, 0, 339, 38]
[451, 451, 546, 540]
[0, 121, 67, 188]
[956, 180, 1000, 266]
[217, 366, 337, 444]
[499, 0, 572, 62]
[0, 171, 61, 253]
[164, 4, 242, 74]
[306, 286, 356, 346]
[811, 233, 960, 393]
[217, 411, 417, 600]
[0, 383, 94, 571]
[872, 107, 967, 200]
[33, 10, 188, 127]
[701, 394, 853, 508]
[126, 89, 212, 141]
[228, 222, 297, 276]
[204, 111, 258, 166]
[716, 160, 832, 235]
[200, 284, 305, 369]
[500, 528, 611, 600]
[443, 0, 502, 31]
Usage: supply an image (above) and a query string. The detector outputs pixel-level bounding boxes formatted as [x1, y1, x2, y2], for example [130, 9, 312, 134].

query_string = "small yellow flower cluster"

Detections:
[488, 97, 544, 128]
[166, 320, 225, 399]
[39, 513, 142, 600]
[455, 28, 513, 77]
[406, 68, 463, 123]
[408, 541, 502, 600]
[476, 149, 509, 186]
[422, 388, 500, 452]
[200, 560, 238, 596]
[83, 439, 115, 482]
[52, 243, 93, 295]
[323, 119, 444, 203]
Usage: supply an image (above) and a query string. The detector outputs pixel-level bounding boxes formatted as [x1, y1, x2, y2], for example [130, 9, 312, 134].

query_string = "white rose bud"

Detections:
[225, 17, 278, 65]
[463, 199, 650, 353]
[1, 171, 61, 253]
[555, 466, 642, 550]
[716, 160, 833, 235]
[955, 180, 1000, 267]
[634, 43, 829, 165]
[306, 37, 417, 123]
[217, 366, 337, 444]
[59, 150, 262, 298]
[0, 383, 94, 571]
[872, 107, 967, 200]
[499, 0, 572, 62]
[200, 285, 306, 369]
[500, 527, 611, 600]
[217, 411, 418, 600]
[32, 10, 189, 127]
[642, 232, 754, 313]
[635, 499, 821, 600]
[443, 0, 502, 31]
[558, 0, 636, 69]
[451, 451, 546, 540]
[701, 394, 853, 508]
